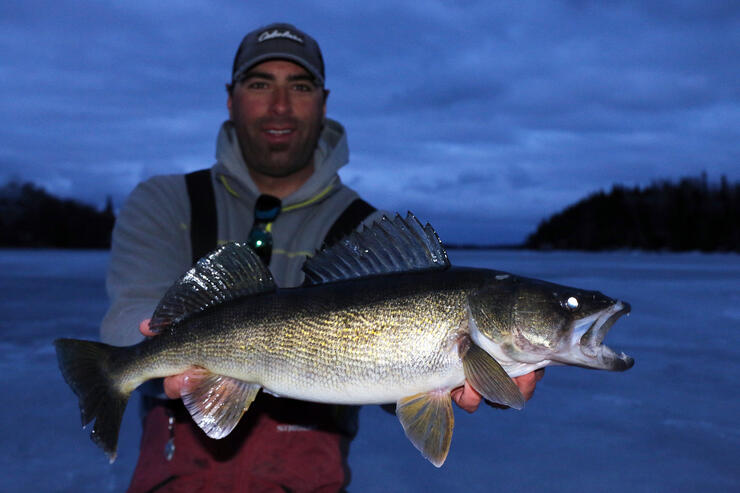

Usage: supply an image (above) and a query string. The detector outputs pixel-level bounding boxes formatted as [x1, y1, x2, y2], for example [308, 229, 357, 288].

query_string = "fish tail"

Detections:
[54, 338, 131, 462]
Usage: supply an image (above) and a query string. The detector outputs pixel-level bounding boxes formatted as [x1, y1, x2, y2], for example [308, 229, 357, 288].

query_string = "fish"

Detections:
[54, 213, 634, 466]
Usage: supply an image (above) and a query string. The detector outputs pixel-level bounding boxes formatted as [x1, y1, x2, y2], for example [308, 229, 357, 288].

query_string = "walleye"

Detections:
[55, 213, 633, 466]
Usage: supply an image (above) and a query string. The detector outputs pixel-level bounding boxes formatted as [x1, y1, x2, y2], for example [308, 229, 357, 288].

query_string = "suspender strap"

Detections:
[321, 198, 377, 248]
[185, 168, 376, 263]
[185, 169, 217, 265]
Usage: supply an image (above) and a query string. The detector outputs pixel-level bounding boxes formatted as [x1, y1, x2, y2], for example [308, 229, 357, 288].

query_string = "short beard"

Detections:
[239, 119, 324, 179]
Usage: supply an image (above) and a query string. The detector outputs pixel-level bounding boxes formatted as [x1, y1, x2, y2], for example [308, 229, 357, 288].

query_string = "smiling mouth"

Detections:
[265, 129, 293, 135]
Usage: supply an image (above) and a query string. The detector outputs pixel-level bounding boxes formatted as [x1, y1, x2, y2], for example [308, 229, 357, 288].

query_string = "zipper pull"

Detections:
[164, 413, 175, 461]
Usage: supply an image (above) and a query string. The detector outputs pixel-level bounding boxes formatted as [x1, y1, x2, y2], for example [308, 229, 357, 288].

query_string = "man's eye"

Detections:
[293, 84, 314, 92]
[247, 81, 269, 90]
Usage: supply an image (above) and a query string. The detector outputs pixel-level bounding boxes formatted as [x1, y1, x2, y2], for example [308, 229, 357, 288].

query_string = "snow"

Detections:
[1, 248, 738, 492]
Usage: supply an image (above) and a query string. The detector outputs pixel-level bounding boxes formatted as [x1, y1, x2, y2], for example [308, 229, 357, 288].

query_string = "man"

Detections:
[102, 23, 543, 492]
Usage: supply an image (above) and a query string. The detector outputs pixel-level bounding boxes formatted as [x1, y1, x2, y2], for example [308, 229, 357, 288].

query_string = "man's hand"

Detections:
[140, 319, 198, 399]
[451, 369, 545, 413]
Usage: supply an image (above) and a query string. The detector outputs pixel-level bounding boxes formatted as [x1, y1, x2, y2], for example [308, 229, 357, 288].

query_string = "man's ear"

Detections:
[322, 88, 330, 118]
[227, 93, 234, 120]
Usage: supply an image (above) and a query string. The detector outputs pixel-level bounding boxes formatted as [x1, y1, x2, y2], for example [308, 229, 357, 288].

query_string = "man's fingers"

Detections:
[139, 318, 157, 337]
[453, 369, 545, 412]
[512, 373, 535, 400]
[163, 374, 185, 399]
[163, 368, 208, 400]
[451, 381, 482, 413]
[512, 369, 545, 401]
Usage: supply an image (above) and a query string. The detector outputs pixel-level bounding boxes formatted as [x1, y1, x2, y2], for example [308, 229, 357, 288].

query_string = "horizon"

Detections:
[3, 169, 737, 248]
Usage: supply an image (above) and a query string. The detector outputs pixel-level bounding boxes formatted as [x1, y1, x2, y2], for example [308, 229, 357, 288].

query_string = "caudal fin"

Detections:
[54, 338, 130, 462]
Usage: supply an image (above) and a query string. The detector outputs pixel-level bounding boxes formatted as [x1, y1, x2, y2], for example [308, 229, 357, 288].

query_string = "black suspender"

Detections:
[185, 169, 376, 265]
[321, 198, 376, 249]
[185, 169, 218, 265]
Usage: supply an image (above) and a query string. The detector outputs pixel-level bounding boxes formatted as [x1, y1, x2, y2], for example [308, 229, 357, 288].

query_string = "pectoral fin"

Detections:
[396, 391, 454, 467]
[462, 343, 525, 410]
[181, 370, 261, 439]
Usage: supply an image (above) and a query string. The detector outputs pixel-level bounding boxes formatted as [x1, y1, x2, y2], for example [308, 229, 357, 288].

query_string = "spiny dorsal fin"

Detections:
[303, 212, 449, 285]
[150, 242, 275, 331]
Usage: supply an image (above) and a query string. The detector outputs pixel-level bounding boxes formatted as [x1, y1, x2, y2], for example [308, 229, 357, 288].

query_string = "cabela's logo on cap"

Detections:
[258, 29, 304, 44]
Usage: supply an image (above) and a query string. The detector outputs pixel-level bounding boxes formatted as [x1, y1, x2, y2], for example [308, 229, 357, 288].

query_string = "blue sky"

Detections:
[2, 0, 738, 244]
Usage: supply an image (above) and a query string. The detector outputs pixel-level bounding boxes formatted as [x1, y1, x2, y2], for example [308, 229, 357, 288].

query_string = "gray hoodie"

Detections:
[101, 118, 382, 346]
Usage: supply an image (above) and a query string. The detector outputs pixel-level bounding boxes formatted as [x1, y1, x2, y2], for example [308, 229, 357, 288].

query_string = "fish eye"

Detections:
[564, 296, 579, 311]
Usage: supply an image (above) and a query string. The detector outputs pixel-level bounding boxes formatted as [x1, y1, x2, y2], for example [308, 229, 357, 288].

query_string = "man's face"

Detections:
[227, 60, 327, 178]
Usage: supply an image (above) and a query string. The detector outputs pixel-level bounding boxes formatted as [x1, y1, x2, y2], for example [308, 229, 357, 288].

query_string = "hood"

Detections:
[214, 118, 349, 207]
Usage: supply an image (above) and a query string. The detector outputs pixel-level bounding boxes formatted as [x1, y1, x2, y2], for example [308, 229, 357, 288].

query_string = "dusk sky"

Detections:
[2, 1, 738, 244]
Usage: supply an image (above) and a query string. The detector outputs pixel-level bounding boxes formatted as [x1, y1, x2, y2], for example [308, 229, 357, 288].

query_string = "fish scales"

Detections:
[123, 269, 483, 404]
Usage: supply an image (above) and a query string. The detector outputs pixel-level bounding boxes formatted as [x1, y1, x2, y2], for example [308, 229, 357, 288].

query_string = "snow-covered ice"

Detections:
[1, 248, 738, 492]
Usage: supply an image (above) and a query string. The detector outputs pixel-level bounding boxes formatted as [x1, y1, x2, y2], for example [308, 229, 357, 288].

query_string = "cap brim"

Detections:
[232, 53, 324, 85]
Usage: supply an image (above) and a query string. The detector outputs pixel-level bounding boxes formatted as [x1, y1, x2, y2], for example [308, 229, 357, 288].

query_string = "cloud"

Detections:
[1, 0, 738, 243]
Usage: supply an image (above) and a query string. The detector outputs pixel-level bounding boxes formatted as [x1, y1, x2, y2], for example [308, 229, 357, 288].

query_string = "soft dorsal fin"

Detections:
[150, 242, 275, 331]
[303, 212, 449, 285]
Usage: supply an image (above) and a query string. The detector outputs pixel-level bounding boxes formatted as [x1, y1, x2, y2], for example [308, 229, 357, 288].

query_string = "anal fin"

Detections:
[462, 343, 525, 410]
[181, 370, 261, 439]
[396, 390, 454, 467]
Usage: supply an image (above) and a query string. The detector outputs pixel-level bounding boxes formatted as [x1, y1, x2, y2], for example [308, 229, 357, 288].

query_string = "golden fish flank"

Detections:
[54, 213, 633, 467]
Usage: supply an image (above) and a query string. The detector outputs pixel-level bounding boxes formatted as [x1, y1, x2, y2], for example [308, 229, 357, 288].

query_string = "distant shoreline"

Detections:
[525, 173, 739, 253]
[443, 243, 525, 251]
[3, 174, 738, 253]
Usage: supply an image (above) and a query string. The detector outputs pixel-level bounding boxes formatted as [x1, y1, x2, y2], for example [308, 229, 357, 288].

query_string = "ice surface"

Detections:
[1, 248, 738, 492]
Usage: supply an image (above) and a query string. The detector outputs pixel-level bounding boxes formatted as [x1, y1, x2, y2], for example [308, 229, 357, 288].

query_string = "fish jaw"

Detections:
[554, 300, 634, 371]
[467, 273, 634, 375]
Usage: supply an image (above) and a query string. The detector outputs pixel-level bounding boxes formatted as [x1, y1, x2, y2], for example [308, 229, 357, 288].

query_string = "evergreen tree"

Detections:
[525, 174, 739, 252]
[0, 181, 115, 248]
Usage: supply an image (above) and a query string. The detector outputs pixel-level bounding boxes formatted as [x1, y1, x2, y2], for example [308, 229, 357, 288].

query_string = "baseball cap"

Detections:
[231, 23, 325, 86]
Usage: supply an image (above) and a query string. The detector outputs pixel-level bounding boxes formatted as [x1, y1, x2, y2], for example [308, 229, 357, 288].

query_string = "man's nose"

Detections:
[269, 87, 291, 115]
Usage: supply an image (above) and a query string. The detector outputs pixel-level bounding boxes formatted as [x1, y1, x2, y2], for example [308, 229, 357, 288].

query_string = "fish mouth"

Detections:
[566, 301, 634, 371]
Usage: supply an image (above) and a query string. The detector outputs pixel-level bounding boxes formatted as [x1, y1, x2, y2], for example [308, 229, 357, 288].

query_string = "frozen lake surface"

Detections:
[1, 248, 738, 492]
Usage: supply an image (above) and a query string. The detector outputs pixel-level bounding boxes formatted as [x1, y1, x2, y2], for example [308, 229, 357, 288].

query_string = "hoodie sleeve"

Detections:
[100, 175, 192, 346]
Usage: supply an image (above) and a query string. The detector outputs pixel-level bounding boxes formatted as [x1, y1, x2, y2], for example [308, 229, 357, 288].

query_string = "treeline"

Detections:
[0, 181, 115, 248]
[525, 173, 740, 252]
